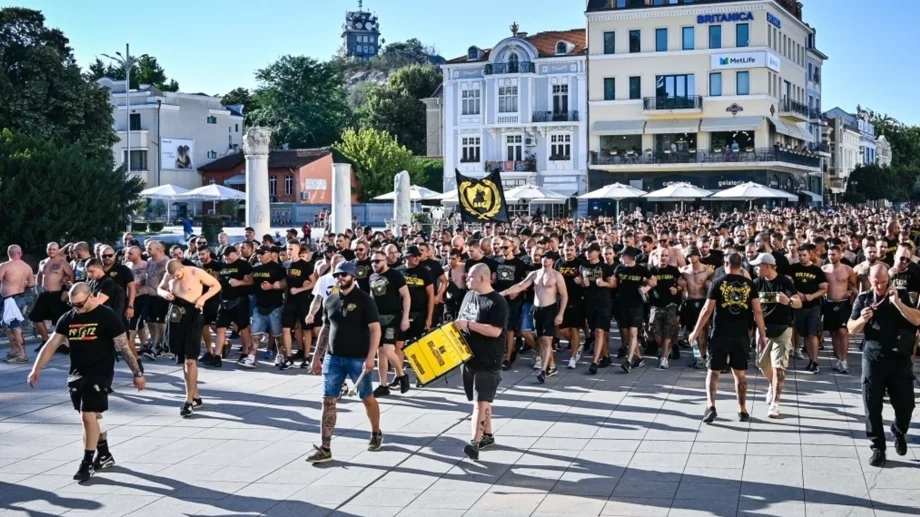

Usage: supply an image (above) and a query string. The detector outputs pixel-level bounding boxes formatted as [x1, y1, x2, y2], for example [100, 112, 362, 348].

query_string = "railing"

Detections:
[484, 61, 535, 75]
[808, 108, 823, 120]
[643, 95, 703, 111]
[590, 146, 821, 168]
[484, 160, 536, 173]
[532, 110, 579, 122]
[779, 98, 809, 117]
[809, 142, 830, 154]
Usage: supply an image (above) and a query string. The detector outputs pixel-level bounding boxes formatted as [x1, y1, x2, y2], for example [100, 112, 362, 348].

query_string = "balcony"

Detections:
[779, 99, 809, 120]
[586, 0, 802, 20]
[643, 95, 703, 112]
[590, 146, 820, 169]
[809, 142, 830, 155]
[808, 108, 824, 121]
[532, 110, 579, 123]
[484, 62, 535, 75]
[484, 160, 536, 173]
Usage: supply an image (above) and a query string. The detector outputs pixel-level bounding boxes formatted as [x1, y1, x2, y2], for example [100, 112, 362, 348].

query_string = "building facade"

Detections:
[824, 115, 861, 196]
[342, 2, 381, 62]
[877, 135, 892, 167]
[440, 26, 589, 211]
[420, 85, 444, 157]
[99, 78, 244, 191]
[585, 0, 824, 204]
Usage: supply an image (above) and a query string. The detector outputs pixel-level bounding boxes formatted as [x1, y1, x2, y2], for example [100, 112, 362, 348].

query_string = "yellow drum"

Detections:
[404, 323, 473, 385]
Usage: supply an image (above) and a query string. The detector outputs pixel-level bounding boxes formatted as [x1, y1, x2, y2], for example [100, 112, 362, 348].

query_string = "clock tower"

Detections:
[342, 1, 381, 62]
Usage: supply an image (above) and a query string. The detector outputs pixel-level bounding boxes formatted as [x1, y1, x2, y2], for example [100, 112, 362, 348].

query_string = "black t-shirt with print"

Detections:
[700, 252, 722, 272]
[851, 289, 915, 357]
[614, 263, 651, 306]
[649, 265, 681, 307]
[218, 259, 253, 300]
[495, 256, 528, 294]
[890, 262, 920, 295]
[397, 265, 434, 314]
[338, 248, 356, 262]
[88, 276, 125, 317]
[580, 261, 615, 305]
[457, 290, 509, 371]
[753, 274, 797, 331]
[354, 258, 373, 293]
[251, 261, 286, 310]
[284, 259, 314, 303]
[370, 267, 406, 315]
[555, 258, 584, 303]
[789, 263, 826, 308]
[55, 305, 126, 378]
[198, 259, 223, 308]
[708, 274, 758, 337]
[105, 264, 134, 298]
[323, 286, 380, 359]
[465, 256, 497, 275]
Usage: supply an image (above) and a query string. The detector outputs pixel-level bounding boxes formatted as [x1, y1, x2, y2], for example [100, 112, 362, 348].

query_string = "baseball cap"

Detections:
[404, 246, 421, 257]
[255, 245, 272, 254]
[748, 253, 776, 266]
[222, 246, 238, 257]
[270, 246, 283, 254]
[685, 246, 701, 258]
[619, 246, 640, 258]
[333, 261, 357, 277]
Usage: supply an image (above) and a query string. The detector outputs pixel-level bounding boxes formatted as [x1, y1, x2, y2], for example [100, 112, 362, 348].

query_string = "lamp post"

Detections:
[102, 44, 146, 180]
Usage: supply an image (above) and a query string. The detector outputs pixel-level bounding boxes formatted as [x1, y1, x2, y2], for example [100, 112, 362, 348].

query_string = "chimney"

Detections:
[517, 32, 528, 38]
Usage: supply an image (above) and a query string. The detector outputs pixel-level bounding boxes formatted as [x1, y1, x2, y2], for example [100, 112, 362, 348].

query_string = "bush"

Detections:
[201, 215, 223, 243]
[148, 222, 165, 232]
[132, 221, 148, 232]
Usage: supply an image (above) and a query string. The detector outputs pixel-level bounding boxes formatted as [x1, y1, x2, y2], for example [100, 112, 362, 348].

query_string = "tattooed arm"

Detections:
[113, 333, 143, 376]
[310, 323, 330, 375]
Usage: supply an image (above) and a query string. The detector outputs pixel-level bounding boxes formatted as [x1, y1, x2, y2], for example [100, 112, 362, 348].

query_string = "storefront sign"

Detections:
[709, 175, 750, 190]
[697, 12, 753, 24]
[655, 176, 700, 189]
[711, 51, 781, 72]
[767, 12, 782, 28]
[304, 179, 327, 190]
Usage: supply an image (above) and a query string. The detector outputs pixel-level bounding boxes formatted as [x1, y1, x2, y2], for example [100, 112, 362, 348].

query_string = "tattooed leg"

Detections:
[706, 370, 719, 408]
[733, 369, 748, 413]
[773, 368, 786, 405]
[482, 404, 493, 435]
[321, 397, 337, 449]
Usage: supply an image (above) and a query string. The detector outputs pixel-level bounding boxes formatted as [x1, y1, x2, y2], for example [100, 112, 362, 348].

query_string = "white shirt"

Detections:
[312, 273, 337, 301]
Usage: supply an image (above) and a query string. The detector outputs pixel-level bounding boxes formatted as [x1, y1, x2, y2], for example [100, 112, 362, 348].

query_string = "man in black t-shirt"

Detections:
[86, 259, 126, 320]
[690, 252, 766, 425]
[306, 261, 382, 464]
[614, 247, 653, 374]
[555, 243, 584, 362]
[464, 240, 497, 284]
[281, 241, 315, 370]
[456, 263, 508, 461]
[649, 250, 681, 370]
[248, 246, 287, 369]
[100, 246, 135, 326]
[397, 246, 435, 341]
[494, 238, 528, 369]
[580, 243, 617, 373]
[419, 243, 448, 325]
[196, 247, 223, 366]
[353, 242, 373, 294]
[789, 244, 828, 373]
[214, 247, 254, 362]
[28, 283, 145, 482]
[369, 250, 411, 396]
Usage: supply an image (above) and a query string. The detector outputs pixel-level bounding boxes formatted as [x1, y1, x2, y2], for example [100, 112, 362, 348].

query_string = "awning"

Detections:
[644, 119, 702, 134]
[770, 119, 796, 139]
[592, 120, 645, 135]
[543, 185, 578, 196]
[798, 190, 822, 202]
[700, 116, 765, 133]
[791, 123, 815, 143]
[224, 174, 245, 186]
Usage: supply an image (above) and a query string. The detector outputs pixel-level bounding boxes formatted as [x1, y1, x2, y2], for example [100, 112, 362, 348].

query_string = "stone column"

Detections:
[331, 163, 353, 234]
[394, 170, 411, 228]
[243, 127, 272, 237]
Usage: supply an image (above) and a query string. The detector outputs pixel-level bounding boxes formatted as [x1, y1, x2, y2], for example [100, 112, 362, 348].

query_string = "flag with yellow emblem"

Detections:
[455, 169, 510, 224]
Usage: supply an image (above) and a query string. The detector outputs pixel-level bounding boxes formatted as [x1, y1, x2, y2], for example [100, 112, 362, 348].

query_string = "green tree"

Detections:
[250, 55, 352, 149]
[360, 64, 442, 155]
[844, 164, 892, 203]
[85, 54, 179, 91]
[220, 87, 257, 126]
[334, 127, 415, 200]
[374, 38, 444, 69]
[407, 157, 443, 193]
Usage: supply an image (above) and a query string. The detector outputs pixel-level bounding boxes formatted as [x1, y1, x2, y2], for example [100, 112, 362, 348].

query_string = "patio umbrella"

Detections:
[139, 184, 189, 221]
[434, 189, 459, 204]
[176, 184, 246, 201]
[373, 185, 441, 202]
[504, 185, 569, 216]
[709, 182, 795, 209]
[642, 183, 712, 212]
[578, 183, 646, 221]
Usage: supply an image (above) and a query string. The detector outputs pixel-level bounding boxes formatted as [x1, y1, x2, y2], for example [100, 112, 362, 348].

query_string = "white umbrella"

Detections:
[139, 184, 189, 221]
[373, 185, 441, 202]
[176, 184, 246, 201]
[504, 185, 569, 204]
[643, 182, 712, 211]
[709, 182, 796, 208]
[578, 183, 646, 221]
[434, 189, 459, 204]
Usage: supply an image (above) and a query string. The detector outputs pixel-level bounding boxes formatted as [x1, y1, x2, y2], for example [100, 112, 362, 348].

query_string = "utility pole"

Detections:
[103, 44, 145, 181]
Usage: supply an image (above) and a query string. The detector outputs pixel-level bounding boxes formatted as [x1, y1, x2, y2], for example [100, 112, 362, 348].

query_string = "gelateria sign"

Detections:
[697, 12, 753, 24]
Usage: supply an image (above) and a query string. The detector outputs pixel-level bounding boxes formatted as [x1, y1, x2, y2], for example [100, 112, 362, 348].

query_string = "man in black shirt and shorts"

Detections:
[555, 243, 584, 369]
[214, 247, 253, 365]
[614, 247, 654, 373]
[28, 283, 145, 482]
[369, 250, 411, 396]
[282, 241, 315, 369]
[456, 263, 508, 460]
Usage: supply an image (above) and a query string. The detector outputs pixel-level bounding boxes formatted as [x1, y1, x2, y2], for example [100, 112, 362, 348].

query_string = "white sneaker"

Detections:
[765, 386, 774, 405]
[658, 358, 669, 370]
[767, 404, 780, 419]
[274, 353, 284, 367]
[838, 361, 848, 374]
[533, 356, 543, 371]
[567, 357, 577, 369]
[240, 355, 256, 369]
[793, 349, 806, 361]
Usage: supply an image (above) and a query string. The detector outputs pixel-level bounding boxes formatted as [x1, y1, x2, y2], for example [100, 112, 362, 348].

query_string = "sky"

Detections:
[16, 0, 920, 125]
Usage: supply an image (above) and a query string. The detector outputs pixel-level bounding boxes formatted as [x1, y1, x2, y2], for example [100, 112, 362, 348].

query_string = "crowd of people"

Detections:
[7, 203, 920, 480]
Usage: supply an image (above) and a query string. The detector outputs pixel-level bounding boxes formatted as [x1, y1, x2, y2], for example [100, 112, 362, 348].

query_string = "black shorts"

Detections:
[462, 362, 501, 403]
[281, 302, 310, 329]
[216, 297, 250, 330]
[147, 296, 169, 324]
[167, 301, 203, 362]
[585, 303, 612, 332]
[405, 312, 427, 343]
[379, 314, 404, 346]
[618, 305, 645, 329]
[822, 300, 851, 330]
[29, 290, 68, 324]
[432, 303, 444, 327]
[202, 299, 219, 326]
[707, 335, 749, 371]
[69, 376, 113, 413]
[680, 299, 705, 329]
[559, 300, 585, 330]
[533, 304, 558, 338]
[128, 295, 147, 331]
[505, 299, 522, 333]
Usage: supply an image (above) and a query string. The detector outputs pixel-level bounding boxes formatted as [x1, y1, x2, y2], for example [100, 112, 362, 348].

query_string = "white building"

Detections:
[877, 135, 892, 167]
[98, 78, 244, 192]
[440, 26, 589, 214]
[824, 115, 860, 195]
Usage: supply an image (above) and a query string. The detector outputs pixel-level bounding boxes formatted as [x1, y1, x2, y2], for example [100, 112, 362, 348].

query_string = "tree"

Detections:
[844, 164, 893, 203]
[374, 38, 444, 69]
[334, 128, 415, 200]
[360, 64, 442, 155]
[250, 55, 352, 149]
[220, 87, 257, 126]
[85, 54, 179, 91]
[407, 157, 443, 193]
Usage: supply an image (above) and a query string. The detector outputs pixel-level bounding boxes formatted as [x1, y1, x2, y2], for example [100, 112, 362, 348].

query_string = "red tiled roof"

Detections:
[198, 149, 331, 172]
[446, 28, 586, 64]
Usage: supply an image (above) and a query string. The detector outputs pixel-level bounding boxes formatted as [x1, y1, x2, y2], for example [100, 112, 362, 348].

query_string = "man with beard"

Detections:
[822, 245, 857, 374]
[213, 247, 254, 365]
[649, 248, 681, 369]
[369, 251, 411, 396]
[195, 246, 224, 366]
[554, 243, 584, 368]
[680, 247, 714, 367]
[353, 242, 373, 293]
[31, 242, 73, 345]
[396, 246, 434, 345]
[495, 238, 528, 371]
[248, 246, 287, 369]
[790, 244, 828, 374]
[335, 233, 355, 261]
[124, 246, 149, 348]
[615, 246, 654, 373]
[279, 241, 315, 370]
[755, 232, 791, 277]
[698, 237, 723, 272]
[100, 246, 136, 326]
[70, 242, 92, 283]
[142, 240, 170, 360]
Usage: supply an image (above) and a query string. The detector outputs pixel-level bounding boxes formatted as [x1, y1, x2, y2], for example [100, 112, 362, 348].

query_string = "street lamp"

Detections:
[102, 44, 147, 180]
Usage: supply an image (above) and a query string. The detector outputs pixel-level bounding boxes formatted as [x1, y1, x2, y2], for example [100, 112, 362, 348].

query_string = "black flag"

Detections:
[455, 169, 510, 224]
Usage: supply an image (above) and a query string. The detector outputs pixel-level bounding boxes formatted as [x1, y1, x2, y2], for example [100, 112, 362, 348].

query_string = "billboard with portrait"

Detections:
[161, 138, 195, 170]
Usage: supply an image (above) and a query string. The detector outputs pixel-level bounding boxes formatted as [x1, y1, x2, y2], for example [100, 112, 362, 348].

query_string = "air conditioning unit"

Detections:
[524, 137, 536, 147]
[301, 192, 310, 201]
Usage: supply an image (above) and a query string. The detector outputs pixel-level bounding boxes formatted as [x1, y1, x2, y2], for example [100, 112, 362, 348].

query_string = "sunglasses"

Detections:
[333, 273, 351, 279]
[356, 248, 367, 252]
[102, 254, 114, 258]
[899, 256, 911, 263]
[69, 299, 88, 309]
[197, 242, 207, 246]
[371, 259, 385, 264]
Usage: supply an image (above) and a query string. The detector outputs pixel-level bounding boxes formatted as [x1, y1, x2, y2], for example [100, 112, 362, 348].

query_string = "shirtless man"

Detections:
[143, 241, 170, 360]
[125, 246, 149, 348]
[854, 242, 881, 291]
[650, 235, 686, 268]
[0, 245, 35, 363]
[444, 248, 467, 322]
[501, 248, 568, 381]
[679, 247, 714, 368]
[157, 259, 221, 417]
[821, 245, 857, 374]
[31, 242, 74, 345]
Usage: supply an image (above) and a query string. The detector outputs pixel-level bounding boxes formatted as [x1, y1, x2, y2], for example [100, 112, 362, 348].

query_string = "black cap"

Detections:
[222, 246, 238, 257]
[685, 246, 701, 258]
[404, 246, 421, 257]
[620, 246, 639, 258]
[270, 246, 283, 254]
[255, 245, 272, 254]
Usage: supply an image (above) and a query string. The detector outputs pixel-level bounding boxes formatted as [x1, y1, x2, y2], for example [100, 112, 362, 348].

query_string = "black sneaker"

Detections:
[631, 357, 644, 369]
[869, 449, 886, 467]
[388, 376, 401, 388]
[536, 370, 546, 384]
[209, 356, 222, 368]
[399, 374, 411, 394]
[292, 349, 305, 361]
[620, 361, 631, 374]
[236, 354, 247, 364]
[599, 356, 612, 368]
[368, 432, 384, 451]
[180, 403, 193, 418]
[892, 425, 908, 456]
[501, 360, 511, 371]
[738, 411, 750, 422]
[198, 352, 213, 363]
[93, 453, 115, 470]
[546, 366, 558, 377]
[73, 461, 94, 482]
[279, 358, 294, 371]
[810, 362, 820, 374]
[373, 385, 390, 397]
[616, 346, 626, 359]
[479, 434, 495, 450]
[703, 406, 718, 424]
[588, 362, 599, 375]
[141, 346, 156, 361]
[192, 397, 203, 409]
[464, 441, 480, 460]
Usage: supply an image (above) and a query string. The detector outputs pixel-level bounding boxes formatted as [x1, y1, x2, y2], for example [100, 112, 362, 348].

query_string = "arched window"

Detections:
[468, 46, 479, 60]
[508, 52, 519, 73]
[556, 41, 567, 54]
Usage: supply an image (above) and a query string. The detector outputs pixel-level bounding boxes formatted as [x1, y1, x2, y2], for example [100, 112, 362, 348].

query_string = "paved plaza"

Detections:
[2, 338, 920, 517]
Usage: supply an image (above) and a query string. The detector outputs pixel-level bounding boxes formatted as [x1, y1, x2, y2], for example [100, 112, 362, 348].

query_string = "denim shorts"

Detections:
[251, 306, 282, 336]
[520, 302, 534, 333]
[322, 354, 372, 400]
[248, 294, 257, 318]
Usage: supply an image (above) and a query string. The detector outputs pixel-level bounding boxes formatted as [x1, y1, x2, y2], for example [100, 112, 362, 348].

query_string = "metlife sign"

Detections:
[711, 51, 781, 72]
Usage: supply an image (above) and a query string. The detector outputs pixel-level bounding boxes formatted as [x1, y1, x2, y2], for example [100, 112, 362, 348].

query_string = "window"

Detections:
[629, 77, 641, 99]
[736, 23, 749, 47]
[555, 41, 567, 54]
[550, 134, 571, 160]
[603, 32, 615, 54]
[616, 0, 626, 6]
[507, 52, 519, 73]
[461, 137, 480, 162]
[709, 25, 721, 49]
[682, 27, 694, 50]
[122, 149, 147, 170]
[737, 71, 750, 95]
[709, 72, 722, 96]
[552, 84, 569, 114]
[206, 150, 217, 159]
[207, 115, 217, 124]
[129, 113, 141, 131]
[208, 178, 216, 185]
[269, 176, 277, 196]
[603, 78, 615, 100]
[655, 28, 667, 51]
[285, 175, 293, 196]
[468, 46, 479, 60]
[461, 89, 481, 115]
[505, 135, 523, 161]
[629, 30, 641, 53]
[235, 123, 239, 133]
[498, 86, 518, 113]
[655, 74, 695, 98]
